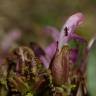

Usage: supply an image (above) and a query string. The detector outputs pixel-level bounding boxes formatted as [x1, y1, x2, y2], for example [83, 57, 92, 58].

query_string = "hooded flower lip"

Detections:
[44, 12, 85, 50]
[58, 12, 85, 51]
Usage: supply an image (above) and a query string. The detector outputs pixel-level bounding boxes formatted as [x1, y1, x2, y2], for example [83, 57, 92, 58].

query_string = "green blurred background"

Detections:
[0, 0, 96, 47]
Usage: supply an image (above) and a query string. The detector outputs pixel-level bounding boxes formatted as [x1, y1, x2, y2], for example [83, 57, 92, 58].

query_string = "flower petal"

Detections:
[70, 33, 87, 43]
[44, 42, 58, 68]
[30, 42, 51, 68]
[39, 56, 50, 68]
[30, 42, 45, 57]
[45, 42, 57, 60]
[58, 12, 85, 51]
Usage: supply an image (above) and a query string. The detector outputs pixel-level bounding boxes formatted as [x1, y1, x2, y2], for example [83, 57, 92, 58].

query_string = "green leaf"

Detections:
[25, 92, 33, 96]
[88, 38, 96, 96]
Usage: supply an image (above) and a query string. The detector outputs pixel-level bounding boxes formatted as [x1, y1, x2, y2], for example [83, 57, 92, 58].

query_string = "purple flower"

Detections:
[43, 12, 86, 68]
[1, 29, 21, 53]
[58, 12, 85, 50]
[0, 29, 22, 64]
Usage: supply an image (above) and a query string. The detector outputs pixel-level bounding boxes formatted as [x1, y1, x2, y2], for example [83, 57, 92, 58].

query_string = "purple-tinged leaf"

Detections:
[50, 45, 70, 85]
